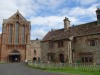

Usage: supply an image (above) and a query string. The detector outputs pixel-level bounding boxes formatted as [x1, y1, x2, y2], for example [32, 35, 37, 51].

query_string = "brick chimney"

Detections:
[63, 17, 70, 31]
[96, 8, 100, 26]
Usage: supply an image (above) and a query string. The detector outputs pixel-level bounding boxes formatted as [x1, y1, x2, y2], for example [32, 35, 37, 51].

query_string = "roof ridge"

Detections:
[73, 21, 97, 27]
[42, 21, 99, 41]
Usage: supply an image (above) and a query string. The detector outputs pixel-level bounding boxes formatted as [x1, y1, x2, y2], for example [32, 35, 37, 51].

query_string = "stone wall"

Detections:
[74, 34, 100, 64]
[28, 40, 41, 61]
[41, 40, 72, 63]
[41, 34, 100, 64]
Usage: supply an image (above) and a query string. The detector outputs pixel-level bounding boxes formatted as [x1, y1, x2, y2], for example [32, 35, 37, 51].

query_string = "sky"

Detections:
[0, 0, 100, 40]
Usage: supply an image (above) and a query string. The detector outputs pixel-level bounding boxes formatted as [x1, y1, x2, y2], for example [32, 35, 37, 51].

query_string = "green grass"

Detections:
[27, 63, 100, 75]
[48, 68, 100, 75]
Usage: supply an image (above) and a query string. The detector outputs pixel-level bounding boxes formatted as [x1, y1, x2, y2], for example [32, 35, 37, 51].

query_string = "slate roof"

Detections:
[42, 21, 100, 41]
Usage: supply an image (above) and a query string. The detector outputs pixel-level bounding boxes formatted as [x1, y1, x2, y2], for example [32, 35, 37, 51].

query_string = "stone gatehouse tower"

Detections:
[0, 10, 31, 62]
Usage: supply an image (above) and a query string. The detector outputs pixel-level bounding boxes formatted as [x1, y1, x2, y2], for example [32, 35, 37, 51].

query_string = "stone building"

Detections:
[0, 10, 31, 62]
[30, 39, 41, 62]
[41, 8, 100, 64]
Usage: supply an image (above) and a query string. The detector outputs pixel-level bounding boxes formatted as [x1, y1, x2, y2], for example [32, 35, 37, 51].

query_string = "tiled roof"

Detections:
[42, 21, 100, 41]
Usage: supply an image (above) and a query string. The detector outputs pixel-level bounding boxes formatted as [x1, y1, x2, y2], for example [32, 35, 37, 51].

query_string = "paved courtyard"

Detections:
[0, 63, 69, 75]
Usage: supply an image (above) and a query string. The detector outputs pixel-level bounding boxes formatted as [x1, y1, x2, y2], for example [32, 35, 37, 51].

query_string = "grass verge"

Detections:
[27, 63, 100, 75]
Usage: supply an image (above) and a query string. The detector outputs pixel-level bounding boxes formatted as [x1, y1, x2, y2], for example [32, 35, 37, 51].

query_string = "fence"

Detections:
[28, 62, 100, 72]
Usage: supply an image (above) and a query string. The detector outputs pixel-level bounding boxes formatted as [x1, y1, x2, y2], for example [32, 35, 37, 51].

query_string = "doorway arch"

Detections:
[9, 50, 21, 62]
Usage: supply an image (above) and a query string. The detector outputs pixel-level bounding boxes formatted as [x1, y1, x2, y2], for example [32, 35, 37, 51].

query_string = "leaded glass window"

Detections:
[15, 22, 19, 43]
[8, 25, 12, 43]
[22, 25, 25, 44]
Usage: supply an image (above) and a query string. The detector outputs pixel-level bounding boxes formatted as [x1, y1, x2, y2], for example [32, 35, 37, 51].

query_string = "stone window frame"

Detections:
[47, 53, 55, 62]
[49, 41, 54, 48]
[90, 40, 96, 46]
[86, 38, 99, 46]
[80, 52, 93, 63]
[81, 56, 93, 63]
[57, 40, 64, 48]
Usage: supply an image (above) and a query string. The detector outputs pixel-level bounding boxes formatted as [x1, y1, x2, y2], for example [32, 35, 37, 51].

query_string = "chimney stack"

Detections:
[96, 8, 100, 26]
[63, 17, 70, 31]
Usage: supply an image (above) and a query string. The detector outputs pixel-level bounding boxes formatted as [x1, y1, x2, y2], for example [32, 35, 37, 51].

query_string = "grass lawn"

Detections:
[27, 63, 100, 75]
[47, 68, 100, 75]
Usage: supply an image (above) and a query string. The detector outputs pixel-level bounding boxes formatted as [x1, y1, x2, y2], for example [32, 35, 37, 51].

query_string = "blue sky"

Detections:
[0, 0, 100, 40]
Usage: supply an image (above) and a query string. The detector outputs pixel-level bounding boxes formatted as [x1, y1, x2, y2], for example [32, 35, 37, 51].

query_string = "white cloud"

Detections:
[0, 0, 40, 18]
[0, 0, 99, 39]
[60, 3, 100, 22]
[29, 15, 81, 39]
[31, 29, 47, 40]
[69, 6, 96, 19]
[35, 0, 65, 8]
[0, 0, 66, 39]
[74, 0, 98, 5]
[29, 15, 83, 29]
[29, 2, 100, 39]
[29, 16, 64, 28]
[29, 15, 84, 39]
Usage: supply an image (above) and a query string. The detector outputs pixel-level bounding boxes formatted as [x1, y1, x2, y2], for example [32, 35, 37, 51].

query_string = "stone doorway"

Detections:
[9, 50, 21, 63]
[59, 54, 64, 63]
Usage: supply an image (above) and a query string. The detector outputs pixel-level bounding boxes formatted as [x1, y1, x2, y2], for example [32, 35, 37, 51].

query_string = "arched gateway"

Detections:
[9, 50, 21, 62]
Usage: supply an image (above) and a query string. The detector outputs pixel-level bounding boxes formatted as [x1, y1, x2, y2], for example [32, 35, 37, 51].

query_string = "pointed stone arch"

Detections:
[9, 50, 20, 55]
[9, 50, 21, 62]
